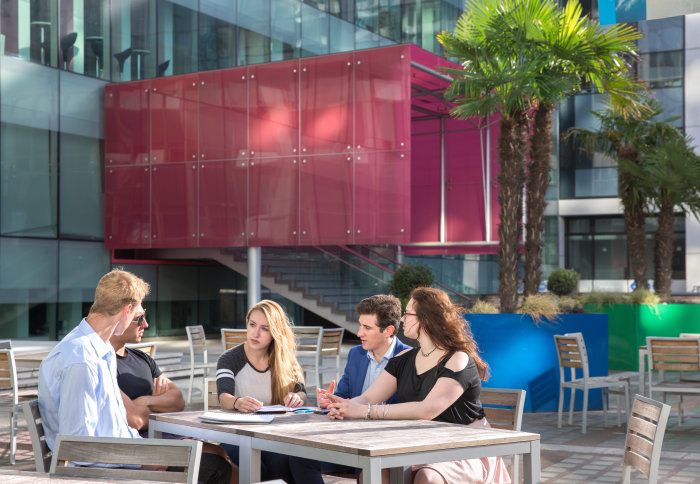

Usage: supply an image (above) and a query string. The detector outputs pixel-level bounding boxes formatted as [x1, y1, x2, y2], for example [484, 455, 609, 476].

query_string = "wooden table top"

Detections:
[0, 468, 172, 483]
[153, 410, 539, 457]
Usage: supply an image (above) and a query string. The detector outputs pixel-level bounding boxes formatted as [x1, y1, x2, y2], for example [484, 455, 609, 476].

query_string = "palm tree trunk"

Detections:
[498, 110, 528, 313]
[618, 146, 648, 291]
[654, 196, 674, 299]
[524, 105, 553, 297]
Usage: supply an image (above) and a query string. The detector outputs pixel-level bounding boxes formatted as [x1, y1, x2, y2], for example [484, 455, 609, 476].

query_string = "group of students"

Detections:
[37, 268, 510, 484]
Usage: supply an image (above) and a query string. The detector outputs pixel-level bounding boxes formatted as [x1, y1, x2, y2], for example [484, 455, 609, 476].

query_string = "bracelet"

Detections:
[366, 403, 372, 420]
[382, 404, 389, 420]
[232, 396, 239, 410]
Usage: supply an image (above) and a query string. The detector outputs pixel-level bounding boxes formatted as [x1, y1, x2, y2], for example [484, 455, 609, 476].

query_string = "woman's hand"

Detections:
[234, 396, 263, 413]
[326, 393, 365, 420]
[283, 391, 304, 408]
[316, 380, 336, 409]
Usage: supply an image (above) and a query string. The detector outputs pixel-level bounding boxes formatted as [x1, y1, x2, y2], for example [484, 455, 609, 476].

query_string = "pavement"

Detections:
[3, 336, 700, 483]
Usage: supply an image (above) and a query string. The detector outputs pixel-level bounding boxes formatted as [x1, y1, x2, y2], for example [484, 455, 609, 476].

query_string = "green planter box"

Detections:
[584, 303, 700, 370]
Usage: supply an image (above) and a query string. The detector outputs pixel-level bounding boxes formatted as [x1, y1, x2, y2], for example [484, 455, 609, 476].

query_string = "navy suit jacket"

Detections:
[334, 338, 412, 403]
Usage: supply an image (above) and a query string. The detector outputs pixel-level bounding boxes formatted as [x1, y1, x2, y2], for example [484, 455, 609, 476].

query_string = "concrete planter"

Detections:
[467, 313, 609, 412]
[584, 303, 700, 371]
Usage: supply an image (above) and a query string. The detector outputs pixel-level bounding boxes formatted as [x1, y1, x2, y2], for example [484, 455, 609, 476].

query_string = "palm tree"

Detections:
[623, 131, 700, 299]
[522, 1, 642, 296]
[564, 98, 676, 291]
[438, 0, 554, 312]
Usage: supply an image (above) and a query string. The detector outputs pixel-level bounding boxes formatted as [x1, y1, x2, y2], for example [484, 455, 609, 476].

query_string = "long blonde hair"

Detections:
[246, 300, 304, 404]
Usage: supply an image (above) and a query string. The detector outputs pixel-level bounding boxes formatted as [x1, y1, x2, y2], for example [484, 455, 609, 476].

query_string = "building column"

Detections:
[247, 246, 261, 309]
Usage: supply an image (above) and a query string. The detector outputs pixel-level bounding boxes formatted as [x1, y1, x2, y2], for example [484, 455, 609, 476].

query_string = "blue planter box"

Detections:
[467, 313, 609, 413]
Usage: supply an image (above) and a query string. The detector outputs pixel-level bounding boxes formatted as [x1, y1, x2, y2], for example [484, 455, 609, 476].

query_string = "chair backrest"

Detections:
[125, 342, 157, 357]
[50, 435, 202, 483]
[204, 377, 220, 410]
[22, 400, 52, 472]
[480, 388, 526, 431]
[0, 339, 12, 349]
[0, 349, 18, 401]
[622, 394, 671, 484]
[679, 333, 700, 338]
[186, 325, 208, 365]
[320, 328, 344, 358]
[294, 326, 324, 354]
[553, 332, 590, 380]
[221, 328, 247, 351]
[646, 336, 700, 372]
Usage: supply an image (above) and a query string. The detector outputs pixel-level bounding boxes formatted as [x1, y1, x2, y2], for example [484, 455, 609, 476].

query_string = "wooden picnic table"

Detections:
[149, 410, 541, 484]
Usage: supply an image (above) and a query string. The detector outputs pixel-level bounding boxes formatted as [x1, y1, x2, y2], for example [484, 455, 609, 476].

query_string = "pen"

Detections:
[295, 409, 315, 413]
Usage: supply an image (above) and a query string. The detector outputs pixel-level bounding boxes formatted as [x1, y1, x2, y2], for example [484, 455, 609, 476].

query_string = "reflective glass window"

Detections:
[329, 15, 354, 53]
[355, 0, 378, 33]
[271, 0, 300, 61]
[198, 265, 247, 330]
[0, 237, 57, 339]
[652, 87, 683, 127]
[355, 24, 380, 50]
[595, 217, 626, 234]
[237, 0, 271, 66]
[1, 0, 58, 67]
[157, 0, 197, 76]
[58, 0, 110, 80]
[110, 0, 156, 81]
[574, 167, 618, 198]
[329, 0, 353, 22]
[155, 264, 198, 336]
[301, 3, 329, 57]
[60, 133, 103, 239]
[637, 16, 683, 53]
[378, 0, 400, 42]
[421, 0, 440, 53]
[593, 234, 627, 279]
[303, 0, 327, 12]
[198, 13, 236, 70]
[1, 123, 58, 237]
[400, 0, 419, 45]
[636, 51, 683, 89]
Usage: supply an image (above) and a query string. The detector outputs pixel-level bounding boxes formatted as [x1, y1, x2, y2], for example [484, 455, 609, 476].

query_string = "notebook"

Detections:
[199, 411, 275, 424]
[256, 405, 318, 413]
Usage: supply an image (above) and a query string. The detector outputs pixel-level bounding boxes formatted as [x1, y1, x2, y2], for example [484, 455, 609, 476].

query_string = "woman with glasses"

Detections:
[324, 287, 509, 484]
[216, 299, 306, 484]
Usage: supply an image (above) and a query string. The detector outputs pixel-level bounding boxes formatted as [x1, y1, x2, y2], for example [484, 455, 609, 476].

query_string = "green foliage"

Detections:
[467, 300, 499, 314]
[628, 288, 660, 305]
[580, 291, 628, 305]
[519, 294, 560, 324]
[388, 265, 436, 308]
[547, 268, 579, 296]
[557, 296, 584, 314]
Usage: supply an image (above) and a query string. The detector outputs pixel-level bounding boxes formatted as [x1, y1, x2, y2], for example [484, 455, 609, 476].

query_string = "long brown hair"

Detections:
[246, 300, 304, 404]
[410, 287, 489, 380]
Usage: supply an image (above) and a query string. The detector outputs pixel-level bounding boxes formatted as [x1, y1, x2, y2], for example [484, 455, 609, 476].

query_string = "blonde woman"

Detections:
[216, 300, 306, 484]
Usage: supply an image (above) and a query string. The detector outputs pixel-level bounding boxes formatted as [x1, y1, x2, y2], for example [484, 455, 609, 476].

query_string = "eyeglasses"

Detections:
[132, 313, 147, 328]
[402, 312, 417, 320]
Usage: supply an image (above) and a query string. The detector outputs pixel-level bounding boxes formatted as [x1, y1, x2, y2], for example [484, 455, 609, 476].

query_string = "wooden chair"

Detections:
[204, 377, 220, 411]
[319, 328, 345, 384]
[0, 339, 12, 349]
[22, 400, 52, 472]
[51, 434, 202, 483]
[185, 325, 216, 404]
[622, 394, 671, 484]
[221, 328, 247, 351]
[481, 388, 526, 483]
[646, 336, 700, 425]
[1, 348, 37, 464]
[125, 342, 157, 357]
[294, 326, 324, 390]
[553, 332, 630, 433]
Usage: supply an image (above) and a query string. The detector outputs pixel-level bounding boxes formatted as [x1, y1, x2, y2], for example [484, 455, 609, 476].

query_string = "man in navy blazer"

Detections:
[290, 294, 411, 483]
[333, 294, 411, 403]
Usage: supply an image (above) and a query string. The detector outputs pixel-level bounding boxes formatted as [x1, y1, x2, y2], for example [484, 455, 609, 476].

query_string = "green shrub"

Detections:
[519, 294, 560, 324]
[629, 288, 660, 305]
[388, 264, 436, 308]
[579, 291, 628, 305]
[467, 299, 498, 314]
[558, 296, 584, 313]
[547, 268, 579, 296]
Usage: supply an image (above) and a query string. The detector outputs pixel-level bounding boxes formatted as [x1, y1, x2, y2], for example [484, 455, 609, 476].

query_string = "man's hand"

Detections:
[316, 380, 336, 409]
[152, 375, 169, 396]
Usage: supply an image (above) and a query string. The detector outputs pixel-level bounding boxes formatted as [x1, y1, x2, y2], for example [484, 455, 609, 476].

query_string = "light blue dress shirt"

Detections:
[38, 318, 140, 450]
[362, 336, 398, 394]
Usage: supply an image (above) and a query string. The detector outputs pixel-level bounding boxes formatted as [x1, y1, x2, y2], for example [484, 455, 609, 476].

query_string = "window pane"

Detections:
[637, 16, 683, 53]
[271, 0, 301, 61]
[301, 4, 329, 57]
[1, 123, 58, 237]
[593, 234, 627, 279]
[637, 51, 683, 89]
[110, 0, 156, 81]
[595, 217, 626, 234]
[652, 87, 683, 127]
[157, 0, 198, 76]
[59, 0, 111, 80]
[60, 133, 103, 239]
[574, 167, 618, 198]
[378, 0, 400, 42]
[199, 13, 237, 70]
[568, 218, 590, 234]
[0, 237, 57, 339]
[329, 16, 355, 53]
[1, 0, 58, 67]
[567, 235, 593, 279]
[156, 265, 198, 336]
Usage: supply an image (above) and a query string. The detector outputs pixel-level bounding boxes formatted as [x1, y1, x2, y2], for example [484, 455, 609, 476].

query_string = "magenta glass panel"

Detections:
[150, 163, 198, 247]
[299, 155, 353, 245]
[104, 81, 149, 165]
[104, 165, 150, 248]
[199, 160, 248, 247]
[199, 68, 249, 161]
[489, 120, 501, 239]
[354, 151, 410, 244]
[300, 53, 353, 156]
[410, 132, 441, 242]
[248, 157, 299, 246]
[150, 74, 199, 163]
[354, 45, 411, 152]
[249, 60, 300, 158]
